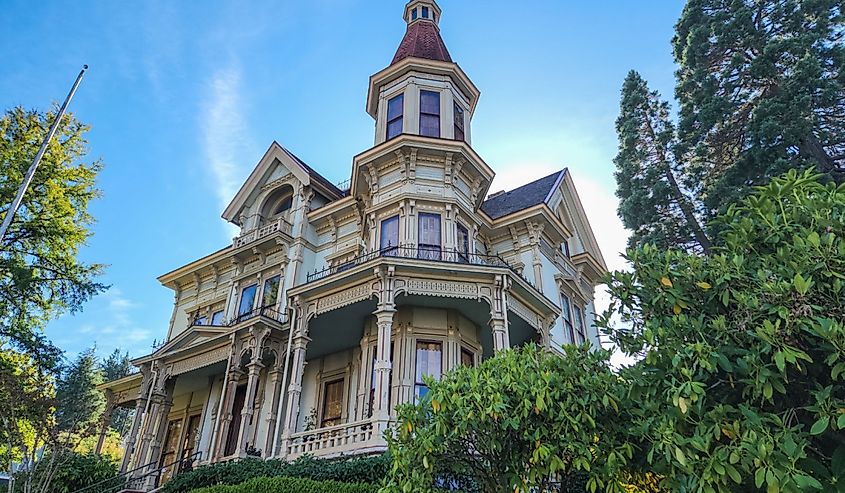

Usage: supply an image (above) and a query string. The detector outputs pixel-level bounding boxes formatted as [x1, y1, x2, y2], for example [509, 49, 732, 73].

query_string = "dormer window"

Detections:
[260, 184, 295, 223]
[420, 90, 440, 138]
[453, 103, 465, 141]
[273, 195, 292, 215]
[387, 94, 404, 140]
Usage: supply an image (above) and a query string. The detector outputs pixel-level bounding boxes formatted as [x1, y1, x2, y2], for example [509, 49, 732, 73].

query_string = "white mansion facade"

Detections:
[101, 1, 607, 489]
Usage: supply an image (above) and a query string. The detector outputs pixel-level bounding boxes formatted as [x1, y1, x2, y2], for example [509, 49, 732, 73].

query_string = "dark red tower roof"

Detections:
[391, 20, 452, 65]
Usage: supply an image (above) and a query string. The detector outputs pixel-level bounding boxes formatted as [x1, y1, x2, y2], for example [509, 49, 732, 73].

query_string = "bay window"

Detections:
[386, 94, 403, 140]
[415, 341, 442, 398]
[238, 284, 257, 318]
[456, 223, 469, 262]
[262, 274, 281, 308]
[453, 102, 465, 141]
[380, 215, 399, 255]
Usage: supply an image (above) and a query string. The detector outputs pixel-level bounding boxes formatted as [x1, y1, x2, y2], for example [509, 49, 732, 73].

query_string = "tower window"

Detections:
[386, 94, 404, 140]
[419, 90, 440, 138]
[453, 103, 465, 141]
[411, 8, 418, 20]
[421, 6, 429, 18]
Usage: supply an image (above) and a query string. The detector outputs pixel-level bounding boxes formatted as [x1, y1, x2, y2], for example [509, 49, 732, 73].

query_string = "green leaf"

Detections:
[807, 231, 820, 247]
[675, 446, 687, 466]
[811, 416, 830, 435]
[725, 464, 741, 484]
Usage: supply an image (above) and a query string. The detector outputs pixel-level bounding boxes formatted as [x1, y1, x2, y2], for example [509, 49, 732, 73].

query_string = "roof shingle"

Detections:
[391, 20, 452, 65]
[480, 170, 566, 219]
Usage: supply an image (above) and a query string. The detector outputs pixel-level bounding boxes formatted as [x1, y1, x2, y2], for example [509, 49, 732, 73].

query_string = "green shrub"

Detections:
[13, 451, 120, 493]
[161, 454, 389, 493]
[189, 476, 377, 493]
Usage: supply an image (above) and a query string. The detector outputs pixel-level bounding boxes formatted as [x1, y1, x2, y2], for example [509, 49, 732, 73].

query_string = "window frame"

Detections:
[460, 346, 476, 367]
[573, 305, 587, 344]
[419, 90, 441, 138]
[261, 274, 281, 309]
[319, 377, 345, 428]
[237, 284, 258, 318]
[453, 102, 465, 141]
[456, 222, 470, 262]
[386, 94, 404, 140]
[210, 310, 225, 326]
[417, 212, 442, 260]
[560, 293, 576, 344]
[414, 340, 443, 399]
[380, 215, 400, 255]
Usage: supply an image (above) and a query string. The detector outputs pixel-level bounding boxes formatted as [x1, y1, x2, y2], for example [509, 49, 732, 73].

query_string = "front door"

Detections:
[158, 418, 183, 485]
[224, 384, 247, 456]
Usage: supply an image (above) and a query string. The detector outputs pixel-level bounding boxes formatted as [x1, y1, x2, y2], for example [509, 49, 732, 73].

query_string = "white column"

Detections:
[372, 308, 395, 421]
[281, 333, 309, 454]
[490, 275, 511, 352]
[237, 358, 264, 455]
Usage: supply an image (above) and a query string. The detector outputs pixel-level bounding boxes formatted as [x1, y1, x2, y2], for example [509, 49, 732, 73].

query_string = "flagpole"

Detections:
[0, 64, 88, 244]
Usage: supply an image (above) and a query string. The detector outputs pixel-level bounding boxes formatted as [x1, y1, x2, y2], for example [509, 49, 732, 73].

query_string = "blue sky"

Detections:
[0, 0, 683, 361]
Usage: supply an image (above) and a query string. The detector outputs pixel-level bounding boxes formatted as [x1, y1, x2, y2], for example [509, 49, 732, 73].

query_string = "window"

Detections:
[411, 7, 418, 20]
[210, 310, 225, 325]
[238, 284, 257, 317]
[419, 90, 440, 138]
[563, 239, 571, 258]
[418, 213, 441, 260]
[320, 379, 344, 428]
[194, 313, 208, 326]
[456, 223, 469, 262]
[460, 347, 475, 367]
[386, 94, 403, 140]
[453, 103, 465, 141]
[421, 6, 429, 18]
[561, 294, 575, 344]
[415, 341, 442, 398]
[273, 195, 292, 215]
[262, 275, 281, 308]
[574, 305, 586, 344]
[380, 215, 399, 255]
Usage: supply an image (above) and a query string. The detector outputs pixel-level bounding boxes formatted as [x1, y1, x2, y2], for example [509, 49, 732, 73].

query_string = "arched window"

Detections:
[260, 185, 295, 220]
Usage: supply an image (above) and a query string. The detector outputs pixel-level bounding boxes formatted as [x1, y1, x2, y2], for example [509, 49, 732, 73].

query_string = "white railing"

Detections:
[233, 218, 293, 248]
[286, 418, 389, 458]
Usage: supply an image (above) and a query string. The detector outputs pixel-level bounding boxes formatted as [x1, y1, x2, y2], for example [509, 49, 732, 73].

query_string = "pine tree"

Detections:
[673, 0, 845, 213]
[55, 348, 105, 435]
[614, 71, 711, 252]
[99, 349, 133, 436]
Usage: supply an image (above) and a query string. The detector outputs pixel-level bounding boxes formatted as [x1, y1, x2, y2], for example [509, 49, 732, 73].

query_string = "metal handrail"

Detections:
[69, 451, 201, 493]
[305, 244, 518, 283]
[227, 305, 286, 326]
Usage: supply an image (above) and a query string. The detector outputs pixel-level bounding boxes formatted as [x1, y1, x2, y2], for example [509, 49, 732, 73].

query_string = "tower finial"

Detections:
[403, 0, 441, 26]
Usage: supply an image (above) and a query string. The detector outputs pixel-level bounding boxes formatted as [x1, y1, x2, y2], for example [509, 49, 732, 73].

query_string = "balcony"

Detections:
[189, 306, 287, 330]
[232, 217, 293, 249]
[306, 244, 514, 284]
[286, 417, 390, 460]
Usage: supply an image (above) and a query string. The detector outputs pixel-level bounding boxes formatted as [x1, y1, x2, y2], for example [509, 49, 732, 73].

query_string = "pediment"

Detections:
[154, 325, 230, 357]
[222, 141, 312, 225]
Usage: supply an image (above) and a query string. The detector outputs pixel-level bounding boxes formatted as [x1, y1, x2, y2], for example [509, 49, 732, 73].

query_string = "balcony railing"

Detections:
[286, 418, 388, 459]
[227, 306, 286, 326]
[305, 244, 515, 283]
[233, 217, 293, 249]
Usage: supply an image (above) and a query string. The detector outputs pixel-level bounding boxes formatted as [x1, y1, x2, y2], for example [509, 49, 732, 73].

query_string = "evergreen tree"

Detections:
[55, 348, 105, 435]
[673, 0, 845, 213]
[0, 107, 106, 372]
[99, 349, 133, 436]
[614, 71, 711, 252]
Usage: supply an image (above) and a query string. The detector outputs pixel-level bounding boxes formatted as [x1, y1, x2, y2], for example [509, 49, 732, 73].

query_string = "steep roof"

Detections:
[282, 148, 348, 198]
[481, 170, 566, 219]
[391, 20, 452, 65]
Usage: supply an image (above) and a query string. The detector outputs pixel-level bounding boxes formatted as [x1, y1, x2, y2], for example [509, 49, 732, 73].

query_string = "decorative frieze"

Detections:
[507, 296, 541, 331]
[169, 345, 230, 376]
[316, 284, 372, 315]
[406, 279, 478, 299]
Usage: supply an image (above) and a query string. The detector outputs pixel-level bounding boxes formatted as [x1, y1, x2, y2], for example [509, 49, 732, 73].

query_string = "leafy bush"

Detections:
[382, 344, 635, 493]
[161, 454, 389, 493]
[13, 451, 119, 493]
[602, 169, 845, 491]
[189, 476, 377, 493]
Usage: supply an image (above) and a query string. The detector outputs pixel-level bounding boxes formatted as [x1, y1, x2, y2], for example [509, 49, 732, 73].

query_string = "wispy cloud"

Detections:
[200, 64, 250, 237]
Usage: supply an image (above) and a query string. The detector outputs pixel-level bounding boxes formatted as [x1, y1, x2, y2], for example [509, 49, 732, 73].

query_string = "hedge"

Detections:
[189, 476, 378, 493]
[161, 454, 390, 493]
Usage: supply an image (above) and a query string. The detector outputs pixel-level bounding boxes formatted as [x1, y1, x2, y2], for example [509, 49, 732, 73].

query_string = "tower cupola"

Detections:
[404, 0, 441, 26]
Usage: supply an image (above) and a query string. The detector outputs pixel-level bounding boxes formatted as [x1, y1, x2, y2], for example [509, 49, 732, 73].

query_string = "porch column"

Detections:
[144, 386, 174, 490]
[237, 358, 264, 455]
[263, 366, 284, 455]
[281, 333, 309, 454]
[121, 395, 147, 473]
[491, 275, 511, 352]
[373, 307, 395, 421]
[214, 367, 243, 459]
[95, 390, 115, 455]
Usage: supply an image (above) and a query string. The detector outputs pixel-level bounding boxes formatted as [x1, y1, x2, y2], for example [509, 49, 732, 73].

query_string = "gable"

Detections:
[548, 172, 607, 270]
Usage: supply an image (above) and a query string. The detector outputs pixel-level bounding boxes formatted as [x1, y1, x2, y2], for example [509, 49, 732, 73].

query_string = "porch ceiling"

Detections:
[306, 298, 378, 359]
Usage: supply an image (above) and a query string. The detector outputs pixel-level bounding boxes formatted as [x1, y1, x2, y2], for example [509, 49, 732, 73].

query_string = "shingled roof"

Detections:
[481, 170, 566, 219]
[392, 20, 452, 65]
[282, 147, 347, 199]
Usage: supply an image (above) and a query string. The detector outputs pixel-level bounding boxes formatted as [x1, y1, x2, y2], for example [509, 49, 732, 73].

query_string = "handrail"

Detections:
[69, 451, 202, 493]
[227, 305, 286, 326]
[305, 244, 517, 284]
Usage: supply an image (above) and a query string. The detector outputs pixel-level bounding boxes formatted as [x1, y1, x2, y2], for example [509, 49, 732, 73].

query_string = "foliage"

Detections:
[601, 169, 845, 492]
[674, 0, 845, 213]
[0, 348, 55, 471]
[99, 348, 134, 436]
[12, 451, 119, 493]
[160, 454, 390, 493]
[381, 344, 635, 493]
[76, 428, 123, 462]
[188, 476, 378, 493]
[614, 70, 711, 253]
[56, 347, 105, 435]
[0, 106, 106, 371]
